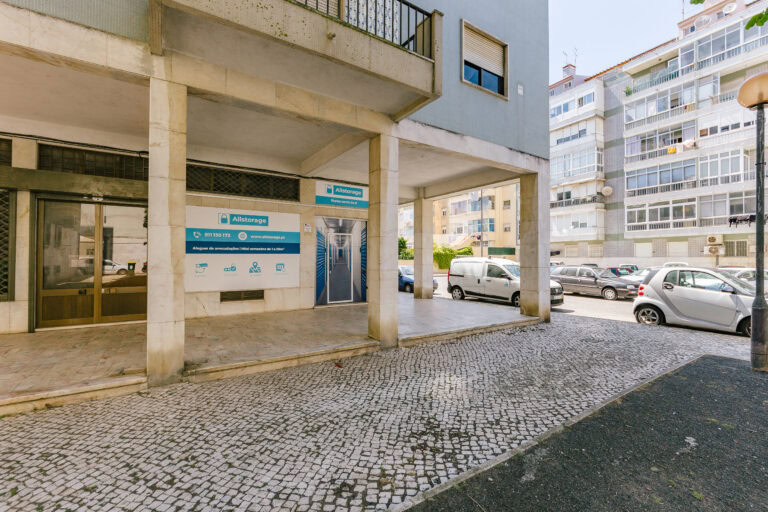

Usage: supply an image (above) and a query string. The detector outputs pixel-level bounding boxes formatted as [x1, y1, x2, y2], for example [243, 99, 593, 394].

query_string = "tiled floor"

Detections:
[0, 294, 533, 398]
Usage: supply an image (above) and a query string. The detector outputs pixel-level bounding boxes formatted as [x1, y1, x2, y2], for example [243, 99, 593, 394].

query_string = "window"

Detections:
[503, 200, 511, 210]
[486, 265, 506, 279]
[725, 240, 748, 257]
[441, 226, 447, 234]
[503, 223, 512, 233]
[664, 270, 678, 285]
[463, 23, 506, 96]
[38, 144, 148, 181]
[578, 268, 594, 278]
[441, 208, 447, 217]
[0, 189, 11, 301]
[556, 191, 572, 201]
[578, 92, 594, 107]
[187, 165, 300, 201]
[564, 267, 578, 277]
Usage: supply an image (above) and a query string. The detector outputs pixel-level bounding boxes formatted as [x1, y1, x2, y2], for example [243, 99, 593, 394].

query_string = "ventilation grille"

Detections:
[38, 144, 148, 181]
[187, 165, 300, 201]
[220, 290, 265, 302]
[0, 139, 11, 166]
[0, 189, 10, 300]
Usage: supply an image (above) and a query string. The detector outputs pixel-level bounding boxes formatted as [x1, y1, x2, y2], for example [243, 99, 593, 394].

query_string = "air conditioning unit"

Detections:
[707, 234, 724, 245]
[705, 245, 725, 255]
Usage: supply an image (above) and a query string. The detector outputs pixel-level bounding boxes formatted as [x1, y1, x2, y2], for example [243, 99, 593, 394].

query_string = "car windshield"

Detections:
[400, 267, 414, 276]
[503, 264, 521, 277]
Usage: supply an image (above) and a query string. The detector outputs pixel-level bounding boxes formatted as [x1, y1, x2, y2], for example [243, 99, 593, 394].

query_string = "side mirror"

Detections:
[722, 285, 736, 294]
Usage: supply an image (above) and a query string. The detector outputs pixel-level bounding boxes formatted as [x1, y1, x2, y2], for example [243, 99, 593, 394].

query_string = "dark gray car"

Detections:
[550, 266, 639, 300]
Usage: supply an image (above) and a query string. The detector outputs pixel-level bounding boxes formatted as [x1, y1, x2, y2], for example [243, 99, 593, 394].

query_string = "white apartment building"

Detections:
[550, 0, 768, 267]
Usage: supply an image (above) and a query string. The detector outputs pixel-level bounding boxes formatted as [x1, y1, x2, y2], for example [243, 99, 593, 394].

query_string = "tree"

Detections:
[398, 237, 407, 253]
[690, 0, 768, 29]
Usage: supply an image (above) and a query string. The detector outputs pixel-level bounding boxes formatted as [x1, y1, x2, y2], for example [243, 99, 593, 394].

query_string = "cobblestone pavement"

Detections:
[0, 316, 749, 511]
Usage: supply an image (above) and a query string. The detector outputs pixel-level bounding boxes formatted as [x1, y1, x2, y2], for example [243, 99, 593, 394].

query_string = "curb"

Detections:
[392, 354, 706, 511]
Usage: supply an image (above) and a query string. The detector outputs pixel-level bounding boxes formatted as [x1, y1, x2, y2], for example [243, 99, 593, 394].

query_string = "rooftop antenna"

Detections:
[573, 48, 579, 67]
[682, 0, 685, 20]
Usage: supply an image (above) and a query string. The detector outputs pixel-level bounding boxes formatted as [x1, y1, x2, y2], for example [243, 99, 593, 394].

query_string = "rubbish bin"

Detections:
[127, 261, 136, 271]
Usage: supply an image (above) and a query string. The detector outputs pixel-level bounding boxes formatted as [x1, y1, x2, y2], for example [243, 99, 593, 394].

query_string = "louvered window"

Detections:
[38, 144, 148, 181]
[463, 23, 506, 96]
[0, 189, 11, 301]
[187, 165, 300, 202]
[0, 139, 11, 166]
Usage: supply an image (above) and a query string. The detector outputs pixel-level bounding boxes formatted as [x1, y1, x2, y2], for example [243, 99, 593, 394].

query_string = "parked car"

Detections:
[102, 259, 130, 275]
[623, 267, 659, 285]
[633, 267, 756, 336]
[717, 266, 745, 277]
[448, 257, 564, 307]
[663, 262, 689, 267]
[605, 267, 633, 277]
[620, 264, 640, 272]
[398, 266, 438, 293]
[731, 268, 768, 283]
[550, 266, 638, 300]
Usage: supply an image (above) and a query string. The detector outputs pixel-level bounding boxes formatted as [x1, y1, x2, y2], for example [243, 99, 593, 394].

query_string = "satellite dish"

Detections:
[723, 3, 738, 15]
[695, 15, 711, 29]
[601, 186, 613, 197]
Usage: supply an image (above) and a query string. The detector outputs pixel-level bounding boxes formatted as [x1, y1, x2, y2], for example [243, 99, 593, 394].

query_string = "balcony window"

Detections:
[551, 149, 603, 186]
[680, 43, 695, 69]
[463, 23, 507, 97]
[503, 200, 511, 210]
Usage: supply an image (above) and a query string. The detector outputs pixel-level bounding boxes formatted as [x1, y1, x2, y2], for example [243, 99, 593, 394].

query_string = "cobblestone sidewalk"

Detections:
[0, 316, 749, 511]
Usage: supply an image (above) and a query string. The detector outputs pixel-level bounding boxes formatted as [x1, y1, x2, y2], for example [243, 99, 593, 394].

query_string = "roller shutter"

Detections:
[464, 26, 504, 76]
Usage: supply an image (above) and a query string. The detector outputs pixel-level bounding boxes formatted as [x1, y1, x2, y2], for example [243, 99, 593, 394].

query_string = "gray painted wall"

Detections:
[409, 0, 549, 160]
[3, 0, 148, 41]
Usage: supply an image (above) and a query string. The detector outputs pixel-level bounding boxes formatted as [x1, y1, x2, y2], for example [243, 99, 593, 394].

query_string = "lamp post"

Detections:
[738, 73, 768, 372]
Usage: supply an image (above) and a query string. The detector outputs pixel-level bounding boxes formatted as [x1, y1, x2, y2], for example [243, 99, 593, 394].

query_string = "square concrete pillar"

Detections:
[147, 78, 187, 386]
[368, 135, 399, 348]
[519, 172, 550, 322]
[9, 138, 36, 333]
[413, 195, 434, 299]
[11, 138, 37, 169]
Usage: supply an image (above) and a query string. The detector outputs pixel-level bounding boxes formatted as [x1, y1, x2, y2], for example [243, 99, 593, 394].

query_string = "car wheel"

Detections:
[451, 286, 465, 300]
[635, 305, 664, 326]
[739, 317, 752, 337]
[404, 283, 413, 293]
[511, 292, 520, 308]
[117, 269, 128, 275]
[601, 287, 618, 301]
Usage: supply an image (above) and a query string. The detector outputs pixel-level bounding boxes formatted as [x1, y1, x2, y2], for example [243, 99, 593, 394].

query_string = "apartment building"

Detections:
[400, 183, 520, 257]
[0, 0, 549, 400]
[550, 0, 768, 267]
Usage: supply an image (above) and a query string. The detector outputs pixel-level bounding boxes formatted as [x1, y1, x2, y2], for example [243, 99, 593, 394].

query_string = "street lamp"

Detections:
[737, 73, 768, 372]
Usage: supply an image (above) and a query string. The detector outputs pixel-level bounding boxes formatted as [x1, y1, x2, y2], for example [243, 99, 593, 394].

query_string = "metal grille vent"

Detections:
[0, 189, 10, 300]
[38, 144, 148, 181]
[0, 139, 11, 166]
[220, 290, 265, 302]
[187, 165, 300, 201]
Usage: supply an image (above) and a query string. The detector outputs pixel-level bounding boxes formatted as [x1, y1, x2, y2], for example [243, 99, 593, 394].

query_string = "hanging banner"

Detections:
[185, 206, 300, 292]
[315, 181, 369, 209]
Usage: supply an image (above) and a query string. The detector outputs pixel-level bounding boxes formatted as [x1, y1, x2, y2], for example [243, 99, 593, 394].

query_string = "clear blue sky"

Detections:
[549, 0, 707, 83]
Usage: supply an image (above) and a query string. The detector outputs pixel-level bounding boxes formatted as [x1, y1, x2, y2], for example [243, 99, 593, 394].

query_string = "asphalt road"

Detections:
[433, 275, 636, 323]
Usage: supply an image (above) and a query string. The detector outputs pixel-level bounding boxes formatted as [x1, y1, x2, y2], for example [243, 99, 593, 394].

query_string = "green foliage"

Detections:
[433, 246, 473, 269]
[399, 248, 414, 260]
[398, 237, 407, 253]
[690, 1, 768, 30]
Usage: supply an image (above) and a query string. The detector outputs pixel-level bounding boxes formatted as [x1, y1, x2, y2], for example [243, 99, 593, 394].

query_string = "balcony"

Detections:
[628, 34, 768, 96]
[626, 180, 697, 198]
[161, 0, 442, 118]
[625, 91, 738, 133]
[550, 194, 605, 209]
[626, 219, 697, 232]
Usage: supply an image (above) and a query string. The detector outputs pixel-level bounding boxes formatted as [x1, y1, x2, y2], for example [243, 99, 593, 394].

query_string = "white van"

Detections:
[448, 257, 564, 307]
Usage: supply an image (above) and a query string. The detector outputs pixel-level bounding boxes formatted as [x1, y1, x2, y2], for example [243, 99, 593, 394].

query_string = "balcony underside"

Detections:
[161, 0, 439, 119]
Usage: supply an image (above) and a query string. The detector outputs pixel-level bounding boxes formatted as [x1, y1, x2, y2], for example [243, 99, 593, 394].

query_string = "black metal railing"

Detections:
[295, 0, 433, 58]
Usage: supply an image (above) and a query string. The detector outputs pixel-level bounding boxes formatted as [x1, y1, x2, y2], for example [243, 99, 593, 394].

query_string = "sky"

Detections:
[549, 0, 708, 83]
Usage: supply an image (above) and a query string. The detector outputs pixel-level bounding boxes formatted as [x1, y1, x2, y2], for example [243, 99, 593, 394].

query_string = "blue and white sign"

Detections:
[315, 181, 369, 209]
[185, 206, 300, 292]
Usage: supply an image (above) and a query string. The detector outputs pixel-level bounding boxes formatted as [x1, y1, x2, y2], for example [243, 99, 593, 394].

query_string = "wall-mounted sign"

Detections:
[185, 206, 300, 292]
[315, 181, 369, 209]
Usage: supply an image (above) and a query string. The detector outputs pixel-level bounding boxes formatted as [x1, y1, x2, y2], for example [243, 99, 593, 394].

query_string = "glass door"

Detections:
[99, 205, 148, 322]
[38, 201, 98, 327]
[37, 200, 148, 328]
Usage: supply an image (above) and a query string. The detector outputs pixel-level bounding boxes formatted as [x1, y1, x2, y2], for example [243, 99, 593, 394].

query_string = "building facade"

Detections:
[0, 0, 550, 391]
[549, 0, 768, 268]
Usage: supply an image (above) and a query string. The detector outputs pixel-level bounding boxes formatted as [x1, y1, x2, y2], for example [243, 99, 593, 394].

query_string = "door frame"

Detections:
[327, 232, 354, 304]
[35, 195, 148, 328]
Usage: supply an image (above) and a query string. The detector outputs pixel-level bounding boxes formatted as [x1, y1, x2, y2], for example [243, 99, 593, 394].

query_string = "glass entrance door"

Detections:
[37, 200, 147, 328]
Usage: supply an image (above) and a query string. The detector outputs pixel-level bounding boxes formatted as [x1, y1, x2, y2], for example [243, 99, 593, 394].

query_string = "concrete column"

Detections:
[413, 194, 434, 299]
[147, 78, 187, 386]
[368, 135, 399, 347]
[10, 138, 35, 332]
[519, 172, 550, 321]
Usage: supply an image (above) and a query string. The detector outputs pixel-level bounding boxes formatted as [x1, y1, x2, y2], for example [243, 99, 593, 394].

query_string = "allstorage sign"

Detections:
[315, 181, 369, 208]
[185, 206, 300, 292]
